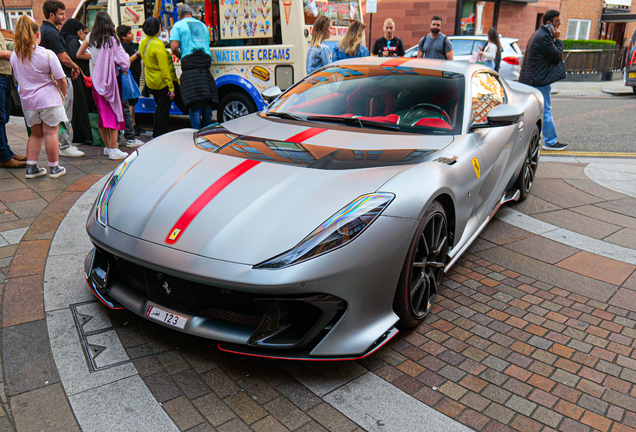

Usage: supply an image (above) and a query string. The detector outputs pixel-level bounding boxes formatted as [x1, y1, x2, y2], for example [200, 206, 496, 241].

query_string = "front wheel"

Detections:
[514, 125, 540, 201]
[218, 92, 257, 122]
[393, 201, 448, 328]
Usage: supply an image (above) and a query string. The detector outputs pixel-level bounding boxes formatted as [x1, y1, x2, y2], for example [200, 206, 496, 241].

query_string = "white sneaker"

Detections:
[125, 138, 144, 148]
[108, 148, 128, 160]
[59, 146, 85, 157]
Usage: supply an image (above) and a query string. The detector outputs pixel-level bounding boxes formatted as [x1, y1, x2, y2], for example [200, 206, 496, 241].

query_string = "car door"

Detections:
[470, 71, 520, 223]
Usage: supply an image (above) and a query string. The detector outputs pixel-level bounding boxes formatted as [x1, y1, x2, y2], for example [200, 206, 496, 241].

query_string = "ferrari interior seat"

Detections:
[345, 85, 396, 117]
[430, 82, 460, 126]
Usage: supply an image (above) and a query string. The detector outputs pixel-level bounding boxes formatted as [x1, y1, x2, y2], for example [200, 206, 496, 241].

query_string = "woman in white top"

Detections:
[478, 28, 501, 71]
[306, 15, 332, 75]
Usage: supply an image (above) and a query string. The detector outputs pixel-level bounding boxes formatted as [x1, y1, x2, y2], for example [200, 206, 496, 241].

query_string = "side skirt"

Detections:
[444, 189, 521, 274]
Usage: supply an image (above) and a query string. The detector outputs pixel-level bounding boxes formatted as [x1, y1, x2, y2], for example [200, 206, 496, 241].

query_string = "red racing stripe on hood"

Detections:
[286, 127, 327, 143]
[165, 159, 261, 245]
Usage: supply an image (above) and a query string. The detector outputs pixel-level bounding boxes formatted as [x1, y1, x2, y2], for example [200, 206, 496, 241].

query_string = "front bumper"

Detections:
[85, 208, 418, 357]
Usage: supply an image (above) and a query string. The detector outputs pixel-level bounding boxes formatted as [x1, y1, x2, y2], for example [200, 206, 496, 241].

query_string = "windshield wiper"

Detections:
[264, 111, 302, 121]
[306, 115, 399, 131]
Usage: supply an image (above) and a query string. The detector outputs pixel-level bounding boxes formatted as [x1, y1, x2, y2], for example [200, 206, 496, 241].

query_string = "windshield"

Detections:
[264, 65, 465, 135]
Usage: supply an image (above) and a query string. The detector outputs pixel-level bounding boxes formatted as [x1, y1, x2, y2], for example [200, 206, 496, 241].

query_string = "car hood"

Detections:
[106, 122, 453, 265]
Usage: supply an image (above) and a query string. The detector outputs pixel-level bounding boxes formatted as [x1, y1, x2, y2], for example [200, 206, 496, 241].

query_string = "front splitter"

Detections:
[218, 327, 399, 361]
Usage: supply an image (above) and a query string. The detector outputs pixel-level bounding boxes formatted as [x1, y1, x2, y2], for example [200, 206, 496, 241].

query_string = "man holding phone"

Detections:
[519, 10, 567, 150]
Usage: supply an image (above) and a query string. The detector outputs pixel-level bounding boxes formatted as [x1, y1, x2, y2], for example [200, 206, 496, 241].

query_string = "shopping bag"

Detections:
[469, 51, 481, 64]
[89, 112, 105, 147]
[120, 70, 141, 100]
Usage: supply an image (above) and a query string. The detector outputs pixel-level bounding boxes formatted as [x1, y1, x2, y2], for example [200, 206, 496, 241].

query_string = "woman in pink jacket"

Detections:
[10, 15, 67, 179]
[77, 11, 130, 160]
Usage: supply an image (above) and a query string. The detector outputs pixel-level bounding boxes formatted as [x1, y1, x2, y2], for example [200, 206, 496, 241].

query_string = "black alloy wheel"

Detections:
[394, 201, 448, 328]
[515, 125, 540, 201]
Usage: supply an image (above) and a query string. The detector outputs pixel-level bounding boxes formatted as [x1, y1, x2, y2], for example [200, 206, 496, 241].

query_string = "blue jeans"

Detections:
[0, 75, 13, 163]
[189, 106, 213, 130]
[484, 59, 495, 70]
[535, 84, 558, 146]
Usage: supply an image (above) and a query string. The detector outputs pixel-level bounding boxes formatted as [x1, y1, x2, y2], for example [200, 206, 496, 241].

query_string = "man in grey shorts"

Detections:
[417, 15, 454, 60]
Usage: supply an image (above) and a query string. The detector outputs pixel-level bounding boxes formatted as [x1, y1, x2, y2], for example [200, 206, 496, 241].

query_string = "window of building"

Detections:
[6, 10, 33, 31]
[566, 19, 592, 40]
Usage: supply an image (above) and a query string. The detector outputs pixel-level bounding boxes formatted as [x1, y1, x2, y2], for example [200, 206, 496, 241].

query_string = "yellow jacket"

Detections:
[139, 36, 177, 91]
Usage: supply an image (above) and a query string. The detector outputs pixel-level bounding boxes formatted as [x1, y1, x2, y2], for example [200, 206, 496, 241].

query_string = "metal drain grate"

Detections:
[71, 300, 196, 372]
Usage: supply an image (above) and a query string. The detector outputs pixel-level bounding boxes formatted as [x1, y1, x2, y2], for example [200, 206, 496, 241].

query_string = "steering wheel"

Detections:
[406, 103, 451, 124]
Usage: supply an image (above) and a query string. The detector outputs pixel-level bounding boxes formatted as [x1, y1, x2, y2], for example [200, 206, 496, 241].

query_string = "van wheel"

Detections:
[219, 92, 257, 122]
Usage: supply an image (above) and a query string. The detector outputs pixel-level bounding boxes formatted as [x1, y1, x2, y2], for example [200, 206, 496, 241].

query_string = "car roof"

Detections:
[327, 57, 494, 76]
[448, 35, 519, 43]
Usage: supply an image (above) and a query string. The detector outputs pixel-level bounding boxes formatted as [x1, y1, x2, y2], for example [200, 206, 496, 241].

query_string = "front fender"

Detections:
[216, 75, 267, 110]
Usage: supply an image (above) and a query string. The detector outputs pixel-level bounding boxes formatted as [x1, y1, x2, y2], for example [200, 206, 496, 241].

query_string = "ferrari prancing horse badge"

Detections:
[472, 157, 480, 178]
[168, 229, 181, 241]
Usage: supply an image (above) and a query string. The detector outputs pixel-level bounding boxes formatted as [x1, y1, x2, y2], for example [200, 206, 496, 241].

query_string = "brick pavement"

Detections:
[1, 115, 636, 431]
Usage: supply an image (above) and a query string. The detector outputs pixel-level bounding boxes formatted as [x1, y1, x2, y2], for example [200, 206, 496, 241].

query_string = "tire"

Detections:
[514, 125, 540, 202]
[633, 86, 636, 95]
[393, 201, 448, 329]
[218, 92, 257, 122]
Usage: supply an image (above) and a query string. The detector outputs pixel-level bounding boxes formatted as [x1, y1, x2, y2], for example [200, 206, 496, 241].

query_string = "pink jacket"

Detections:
[92, 37, 130, 123]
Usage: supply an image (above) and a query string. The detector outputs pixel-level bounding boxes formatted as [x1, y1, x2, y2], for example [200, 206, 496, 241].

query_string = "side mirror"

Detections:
[261, 86, 282, 103]
[486, 104, 524, 126]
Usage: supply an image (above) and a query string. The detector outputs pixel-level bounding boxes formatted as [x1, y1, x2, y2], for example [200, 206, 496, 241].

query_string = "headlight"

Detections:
[96, 151, 138, 227]
[254, 193, 394, 269]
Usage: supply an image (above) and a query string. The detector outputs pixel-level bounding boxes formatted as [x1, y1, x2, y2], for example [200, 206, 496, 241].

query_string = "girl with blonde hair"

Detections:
[332, 20, 368, 60]
[306, 15, 332, 74]
[10, 15, 67, 179]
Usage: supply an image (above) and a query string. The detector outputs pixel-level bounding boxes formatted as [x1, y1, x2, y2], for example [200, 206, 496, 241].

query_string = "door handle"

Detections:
[518, 121, 524, 131]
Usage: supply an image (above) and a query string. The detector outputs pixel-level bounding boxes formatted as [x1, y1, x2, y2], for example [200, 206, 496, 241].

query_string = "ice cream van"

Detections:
[74, 0, 364, 120]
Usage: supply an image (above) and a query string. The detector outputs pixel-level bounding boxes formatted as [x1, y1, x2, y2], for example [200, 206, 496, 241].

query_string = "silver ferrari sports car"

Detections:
[85, 58, 543, 360]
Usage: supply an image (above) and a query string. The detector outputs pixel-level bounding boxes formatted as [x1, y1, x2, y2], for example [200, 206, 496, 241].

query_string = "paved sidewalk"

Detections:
[552, 79, 634, 97]
[2, 115, 636, 431]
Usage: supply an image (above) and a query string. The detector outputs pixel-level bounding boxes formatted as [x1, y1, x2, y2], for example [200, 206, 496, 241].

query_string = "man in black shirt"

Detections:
[39, 0, 84, 157]
[372, 18, 405, 58]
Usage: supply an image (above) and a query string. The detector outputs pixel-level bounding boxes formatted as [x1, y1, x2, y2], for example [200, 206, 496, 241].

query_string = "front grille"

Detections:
[113, 258, 264, 327]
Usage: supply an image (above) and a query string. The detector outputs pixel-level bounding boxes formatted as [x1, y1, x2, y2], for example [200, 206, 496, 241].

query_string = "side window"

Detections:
[451, 39, 475, 56]
[471, 72, 505, 124]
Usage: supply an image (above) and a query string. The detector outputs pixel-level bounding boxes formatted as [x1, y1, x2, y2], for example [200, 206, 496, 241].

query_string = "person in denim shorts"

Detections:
[10, 15, 67, 178]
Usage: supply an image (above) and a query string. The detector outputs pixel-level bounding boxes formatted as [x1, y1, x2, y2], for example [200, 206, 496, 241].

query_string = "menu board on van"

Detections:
[303, 0, 360, 28]
[120, 0, 145, 27]
[220, 0, 274, 39]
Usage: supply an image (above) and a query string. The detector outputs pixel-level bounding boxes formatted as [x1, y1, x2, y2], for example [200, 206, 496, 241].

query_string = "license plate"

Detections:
[146, 305, 187, 329]
[629, 72, 636, 79]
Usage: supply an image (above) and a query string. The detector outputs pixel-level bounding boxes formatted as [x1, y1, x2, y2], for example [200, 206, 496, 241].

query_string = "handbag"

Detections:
[80, 69, 92, 88]
[45, 50, 65, 101]
[120, 70, 141, 100]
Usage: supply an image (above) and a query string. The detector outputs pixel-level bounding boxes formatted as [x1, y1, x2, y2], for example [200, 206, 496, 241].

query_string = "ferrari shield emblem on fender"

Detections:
[472, 157, 481, 178]
[168, 229, 181, 241]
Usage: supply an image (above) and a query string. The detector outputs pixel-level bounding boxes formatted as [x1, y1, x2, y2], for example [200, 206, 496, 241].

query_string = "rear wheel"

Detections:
[218, 92, 257, 122]
[393, 201, 448, 328]
[514, 125, 540, 201]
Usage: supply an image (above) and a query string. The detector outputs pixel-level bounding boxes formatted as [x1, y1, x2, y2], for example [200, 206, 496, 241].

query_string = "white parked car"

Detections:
[405, 36, 524, 82]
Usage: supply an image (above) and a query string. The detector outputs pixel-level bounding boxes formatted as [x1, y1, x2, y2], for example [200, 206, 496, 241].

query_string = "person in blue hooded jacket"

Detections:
[332, 21, 368, 61]
[306, 15, 332, 74]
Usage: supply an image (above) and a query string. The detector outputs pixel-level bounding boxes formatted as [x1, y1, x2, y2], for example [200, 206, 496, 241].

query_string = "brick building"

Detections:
[31, 0, 83, 23]
[361, 0, 636, 50]
[0, 0, 34, 30]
